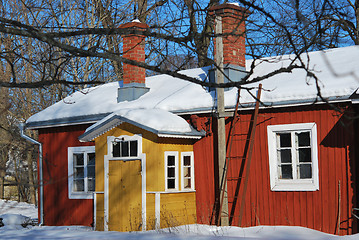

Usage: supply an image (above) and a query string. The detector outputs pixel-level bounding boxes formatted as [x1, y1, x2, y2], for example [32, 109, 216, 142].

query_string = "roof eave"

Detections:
[79, 114, 205, 142]
[27, 95, 354, 130]
[26, 113, 111, 130]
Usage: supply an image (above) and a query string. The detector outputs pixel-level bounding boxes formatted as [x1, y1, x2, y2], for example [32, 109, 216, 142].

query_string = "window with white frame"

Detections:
[68, 146, 96, 199]
[165, 151, 178, 191]
[267, 123, 319, 191]
[112, 139, 138, 158]
[181, 152, 195, 191]
[110, 135, 141, 159]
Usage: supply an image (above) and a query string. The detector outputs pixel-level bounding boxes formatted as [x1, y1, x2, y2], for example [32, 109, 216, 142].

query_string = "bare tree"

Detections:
[0, 0, 357, 204]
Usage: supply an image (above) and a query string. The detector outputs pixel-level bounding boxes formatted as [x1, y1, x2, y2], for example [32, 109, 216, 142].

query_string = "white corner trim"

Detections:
[180, 152, 195, 191]
[155, 192, 160, 230]
[164, 151, 179, 191]
[68, 146, 95, 199]
[267, 122, 319, 191]
[141, 153, 146, 231]
[93, 192, 97, 230]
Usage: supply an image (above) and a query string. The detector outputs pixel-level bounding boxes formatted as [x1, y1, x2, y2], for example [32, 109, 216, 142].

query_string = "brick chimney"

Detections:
[119, 20, 148, 84]
[209, 3, 249, 68]
[117, 20, 149, 102]
[208, 3, 249, 88]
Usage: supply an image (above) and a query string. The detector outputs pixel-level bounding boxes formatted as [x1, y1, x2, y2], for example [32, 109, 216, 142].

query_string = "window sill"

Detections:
[109, 157, 140, 161]
[69, 192, 94, 199]
[147, 190, 196, 194]
[271, 181, 319, 191]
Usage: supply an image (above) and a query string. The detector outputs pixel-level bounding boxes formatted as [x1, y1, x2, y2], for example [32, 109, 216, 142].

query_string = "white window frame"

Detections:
[108, 135, 142, 161]
[181, 152, 195, 191]
[68, 146, 96, 199]
[267, 123, 319, 191]
[164, 151, 179, 191]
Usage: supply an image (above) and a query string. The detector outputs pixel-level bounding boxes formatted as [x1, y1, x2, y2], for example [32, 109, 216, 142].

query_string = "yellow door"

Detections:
[108, 160, 142, 231]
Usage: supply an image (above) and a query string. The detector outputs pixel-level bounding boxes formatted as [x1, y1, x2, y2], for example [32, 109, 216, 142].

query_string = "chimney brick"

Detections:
[119, 21, 148, 84]
[209, 3, 249, 68]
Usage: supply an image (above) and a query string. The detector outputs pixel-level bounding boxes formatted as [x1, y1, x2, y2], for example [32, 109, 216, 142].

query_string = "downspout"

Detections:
[19, 122, 44, 226]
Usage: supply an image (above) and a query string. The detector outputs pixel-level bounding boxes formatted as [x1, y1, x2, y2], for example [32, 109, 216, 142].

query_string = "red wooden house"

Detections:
[25, 3, 359, 235]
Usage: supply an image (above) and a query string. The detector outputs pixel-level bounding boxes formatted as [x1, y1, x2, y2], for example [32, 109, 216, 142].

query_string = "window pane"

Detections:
[167, 179, 175, 189]
[168, 167, 175, 177]
[279, 149, 291, 163]
[121, 141, 129, 157]
[184, 179, 191, 189]
[184, 167, 191, 177]
[130, 141, 138, 157]
[299, 164, 312, 179]
[88, 178, 95, 192]
[74, 179, 84, 192]
[113, 143, 120, 157]
[74, 167, 84, 178]
[88, 166, 95, 178]
[74, 153, 84, 166]
[298, 148, 311, 162]
[168, 156, 175, 166]
[184, 156, 191, 166]
[297, 132, 310, 147]
[88, 153, 95, 166]
[279, 133, 291, 147]
[280, 165, 293, 179]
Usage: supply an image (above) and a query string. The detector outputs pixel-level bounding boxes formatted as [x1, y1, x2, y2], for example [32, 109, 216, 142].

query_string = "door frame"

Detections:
[103, 134, 146, 231]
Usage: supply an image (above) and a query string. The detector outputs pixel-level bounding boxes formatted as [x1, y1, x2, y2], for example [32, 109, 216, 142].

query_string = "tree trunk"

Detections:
[27, 148, 37, 205]
[0, 151, 5, 199]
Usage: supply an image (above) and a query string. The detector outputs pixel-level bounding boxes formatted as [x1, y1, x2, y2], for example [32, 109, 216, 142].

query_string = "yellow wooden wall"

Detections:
[93, 122, 197, 231]
[160, 192, 197, 228]
[145, 138, 194, 192]
[95, 193, 104, 231]
[146, 192, 197, 230]
[146, 193, 156, 229]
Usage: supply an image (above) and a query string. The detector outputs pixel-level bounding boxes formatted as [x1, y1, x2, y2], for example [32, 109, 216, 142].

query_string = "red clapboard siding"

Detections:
[193, 115, 217, 224]
[193, 103, 357, 235]
[38, 124, 94, 226]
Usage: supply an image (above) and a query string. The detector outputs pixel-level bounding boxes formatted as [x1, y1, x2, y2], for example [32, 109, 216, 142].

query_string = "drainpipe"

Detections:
[19, 122, 44, 226]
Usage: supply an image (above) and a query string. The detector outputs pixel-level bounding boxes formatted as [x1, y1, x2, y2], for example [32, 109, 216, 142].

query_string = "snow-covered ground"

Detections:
[0, 199, 358, 239]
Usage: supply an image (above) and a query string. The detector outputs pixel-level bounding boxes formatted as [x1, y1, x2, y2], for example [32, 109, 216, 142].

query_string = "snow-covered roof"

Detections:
[78, 108, 205, 142]
[26, 45, 359, 129]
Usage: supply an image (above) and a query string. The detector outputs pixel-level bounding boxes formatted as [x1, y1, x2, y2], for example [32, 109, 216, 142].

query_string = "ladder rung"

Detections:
[227, 177, 243, 181]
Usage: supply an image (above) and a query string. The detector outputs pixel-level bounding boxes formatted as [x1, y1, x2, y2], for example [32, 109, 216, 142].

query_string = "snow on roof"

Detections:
[243, 45, 359, 105]
[79, 108, 205, 142]
[26, 45, 359, 129]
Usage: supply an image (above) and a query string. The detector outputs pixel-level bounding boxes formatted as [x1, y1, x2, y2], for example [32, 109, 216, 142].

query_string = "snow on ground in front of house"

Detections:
[0, 199, 37, 219]
[0, 199, 358, 239]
